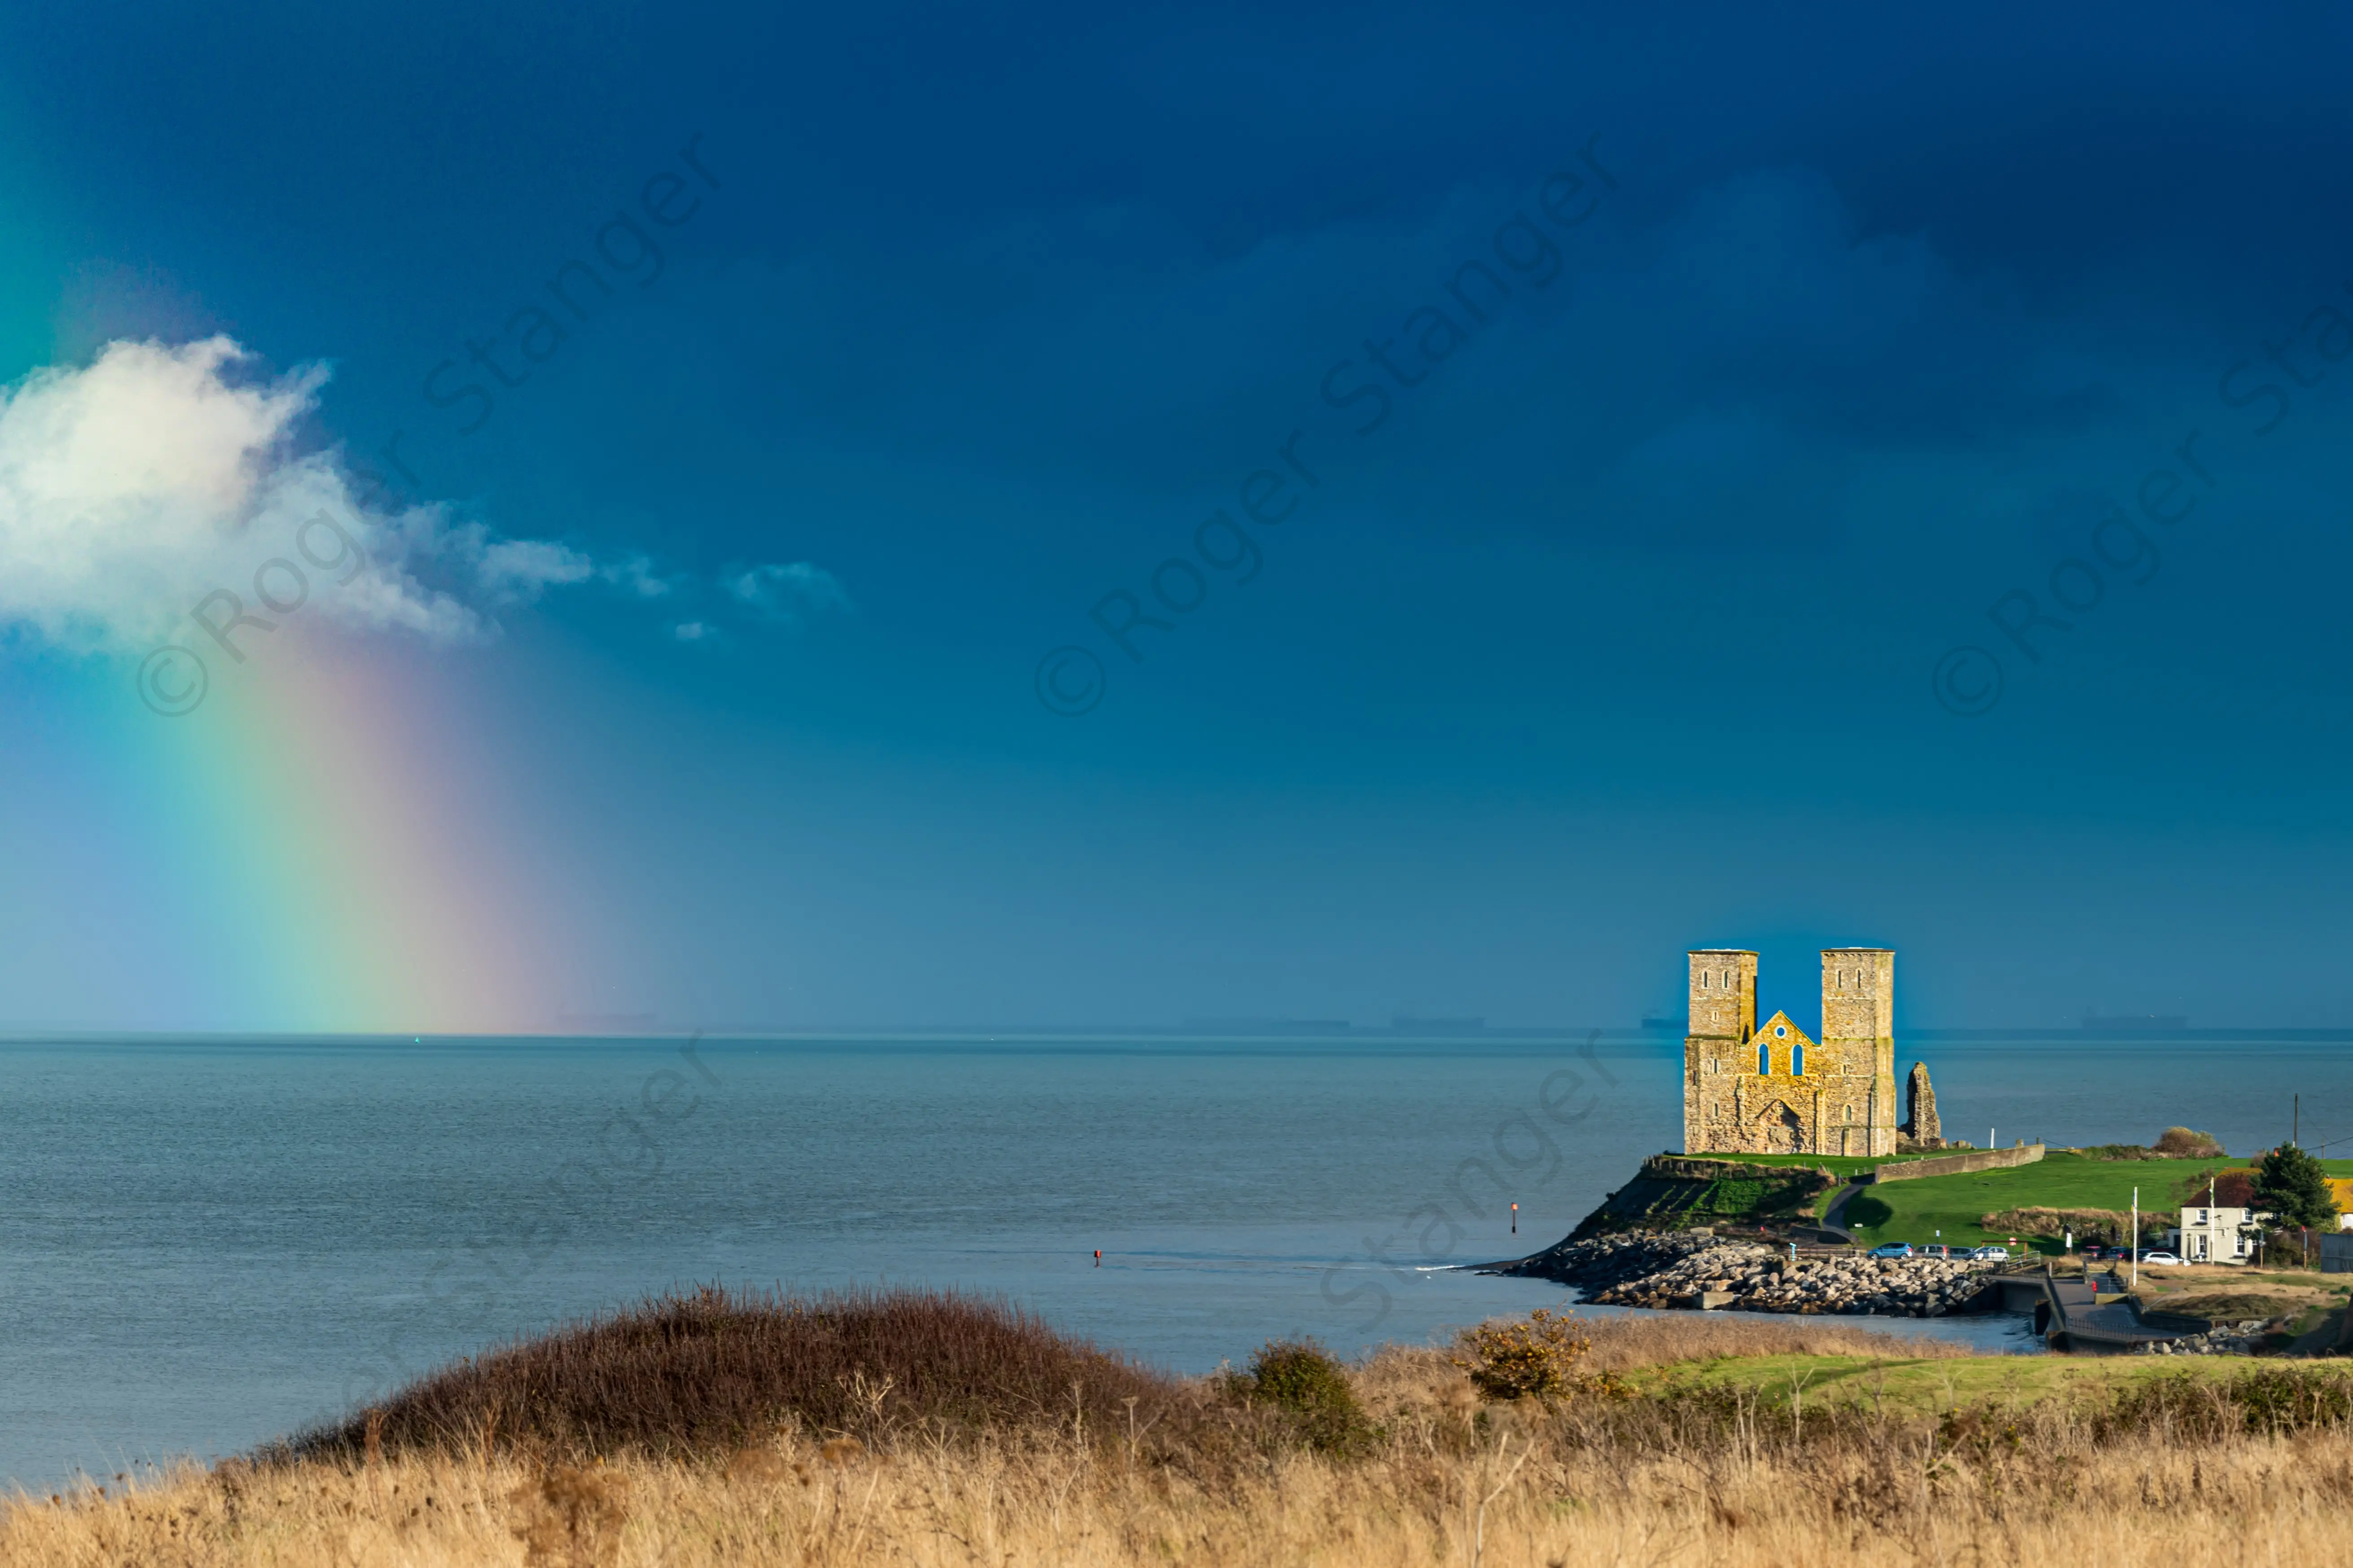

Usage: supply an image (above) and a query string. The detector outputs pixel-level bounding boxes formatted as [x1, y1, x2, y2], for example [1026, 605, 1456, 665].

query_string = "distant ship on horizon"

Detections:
[2080, 1009, 2189, 1033]
[1391, 1015, 1485, 1035]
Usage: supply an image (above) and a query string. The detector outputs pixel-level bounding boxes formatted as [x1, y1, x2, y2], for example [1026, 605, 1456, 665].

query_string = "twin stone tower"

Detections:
[1682, 947, 1941, 1157]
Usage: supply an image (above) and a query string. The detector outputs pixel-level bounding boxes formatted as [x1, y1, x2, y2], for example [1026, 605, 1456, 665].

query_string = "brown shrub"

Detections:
[288, 1285, 1188, 1465]
[1453, 1309, 1605, 1400]
[2155, 1127, 2226, 1158]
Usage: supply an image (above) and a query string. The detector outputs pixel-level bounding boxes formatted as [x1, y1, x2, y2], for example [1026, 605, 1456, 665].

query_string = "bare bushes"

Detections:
[2104, 1365, 2353, 1438]
[2155, 1127, 2226, 1158]
[2082, 1128, 2226, 1160]
[291, 1285, 1186, 1465]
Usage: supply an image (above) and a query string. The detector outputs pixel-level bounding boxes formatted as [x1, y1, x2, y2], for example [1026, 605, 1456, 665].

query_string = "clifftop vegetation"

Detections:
[18, 1299, 2353, 1565]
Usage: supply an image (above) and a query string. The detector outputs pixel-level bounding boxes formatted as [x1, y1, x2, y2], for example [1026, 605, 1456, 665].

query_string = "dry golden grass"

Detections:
[15, 1387, 2353, 1566]
[11, 1299, 2353, 1567]
[1566, 1310, 1976, 1372]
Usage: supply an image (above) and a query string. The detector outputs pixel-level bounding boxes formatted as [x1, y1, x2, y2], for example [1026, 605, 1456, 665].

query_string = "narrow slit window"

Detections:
[1758, 1043, 1770, 1076]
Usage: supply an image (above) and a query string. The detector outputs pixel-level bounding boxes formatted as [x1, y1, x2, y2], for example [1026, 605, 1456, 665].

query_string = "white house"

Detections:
[2168, 1205, 2266, 1264]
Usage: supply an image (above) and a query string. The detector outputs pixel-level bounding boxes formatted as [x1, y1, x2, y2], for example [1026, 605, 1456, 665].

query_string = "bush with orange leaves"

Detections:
[1451, 1309, 1628, 1403]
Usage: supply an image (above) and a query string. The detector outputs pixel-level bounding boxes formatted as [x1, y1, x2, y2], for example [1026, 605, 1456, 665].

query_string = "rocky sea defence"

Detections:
[1499, 1232, 1993, 1318]
[2134, 1322, 2266, 1355]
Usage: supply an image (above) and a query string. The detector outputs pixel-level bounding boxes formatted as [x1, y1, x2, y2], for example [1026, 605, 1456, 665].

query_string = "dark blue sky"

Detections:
[2, 4, 2351, 1030]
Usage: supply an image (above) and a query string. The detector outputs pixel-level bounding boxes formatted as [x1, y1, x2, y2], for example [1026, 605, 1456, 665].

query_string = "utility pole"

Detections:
[2131, 1187, 2139, 1291]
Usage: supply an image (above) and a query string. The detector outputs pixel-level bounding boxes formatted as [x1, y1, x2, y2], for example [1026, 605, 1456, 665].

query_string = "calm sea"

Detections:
[2, 1029, 2345, 1488]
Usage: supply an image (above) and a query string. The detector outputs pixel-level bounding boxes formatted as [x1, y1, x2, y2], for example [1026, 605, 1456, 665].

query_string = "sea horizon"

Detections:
[4, 1028, 2339, 1488]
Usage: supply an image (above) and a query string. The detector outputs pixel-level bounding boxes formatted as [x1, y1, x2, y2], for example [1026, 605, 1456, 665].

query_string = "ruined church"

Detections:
[1681, 947, 1941, 1156]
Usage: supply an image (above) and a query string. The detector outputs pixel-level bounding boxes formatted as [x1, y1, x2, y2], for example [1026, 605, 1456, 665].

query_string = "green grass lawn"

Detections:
[1627, 1349, 2252, 1413]
[1697, 1151, 1952, 1177]
[1835, 1152, 2353, 1253]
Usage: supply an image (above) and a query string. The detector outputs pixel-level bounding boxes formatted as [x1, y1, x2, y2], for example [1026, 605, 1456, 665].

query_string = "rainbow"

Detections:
[100, 622, 557, 1034]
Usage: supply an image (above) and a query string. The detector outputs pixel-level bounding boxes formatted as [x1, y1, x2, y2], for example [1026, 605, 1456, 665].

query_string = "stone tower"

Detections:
[1681, 946, 1903, 1157]
[1819, 948, 1898, 1157]
[1681, 949, 1758, 1154]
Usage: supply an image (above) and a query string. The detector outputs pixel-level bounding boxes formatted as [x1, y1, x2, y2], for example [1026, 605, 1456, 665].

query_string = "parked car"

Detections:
[2138, 1250, 2185, 1266]
[1969, 1244, 2011, 1261]
[1921, 1244, 1955, 1258]
[1868, 1241, 1914, 1258]
[2079, 1243, 2107, 1259]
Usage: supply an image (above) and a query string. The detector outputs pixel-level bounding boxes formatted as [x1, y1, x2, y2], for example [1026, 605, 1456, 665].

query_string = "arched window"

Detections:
[1792, 1043, 1804, 1075]
[1758, 1042, 1770, 1076]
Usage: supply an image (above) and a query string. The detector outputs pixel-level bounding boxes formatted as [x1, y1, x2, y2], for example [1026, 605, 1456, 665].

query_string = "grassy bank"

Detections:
[1665, 1149, 2353, 1250]
[1696, 1150, 1955, 1178]
[1601, 1148, 2353, 1238]
[1837, 1149, 2353, 1252]
[20, 1291, 2353, 1564]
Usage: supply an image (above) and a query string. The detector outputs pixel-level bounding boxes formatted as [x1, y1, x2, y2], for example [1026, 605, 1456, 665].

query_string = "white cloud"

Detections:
[603, 553, 680, 598]
[725, 561, 851, 623]
[475, 538, 597, 602]
[0, 336, 649, 653]
[672, 620, 718, 642]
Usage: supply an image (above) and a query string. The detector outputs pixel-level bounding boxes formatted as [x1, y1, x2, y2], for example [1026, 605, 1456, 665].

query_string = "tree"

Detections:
[2252, 1143, 2338, 1233]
